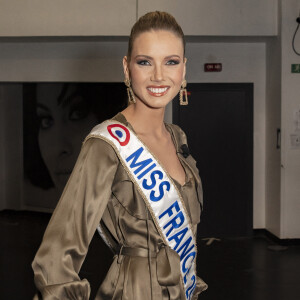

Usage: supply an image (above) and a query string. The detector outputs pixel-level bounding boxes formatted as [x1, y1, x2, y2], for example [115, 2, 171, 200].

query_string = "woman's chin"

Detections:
[136, 97, 172, 110]
[52, 172, 72, 189]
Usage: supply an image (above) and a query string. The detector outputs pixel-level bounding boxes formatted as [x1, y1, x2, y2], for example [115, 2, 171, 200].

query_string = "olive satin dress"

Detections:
[32, 113, 207, 300]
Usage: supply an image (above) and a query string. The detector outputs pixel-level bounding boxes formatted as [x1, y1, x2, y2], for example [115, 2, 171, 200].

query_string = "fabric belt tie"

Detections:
[119, 246, 157, 258]
[116, 245, 181, 286]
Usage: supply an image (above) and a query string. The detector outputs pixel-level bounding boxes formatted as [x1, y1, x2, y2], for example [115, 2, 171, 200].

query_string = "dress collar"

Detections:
[112, 112, 193, 186]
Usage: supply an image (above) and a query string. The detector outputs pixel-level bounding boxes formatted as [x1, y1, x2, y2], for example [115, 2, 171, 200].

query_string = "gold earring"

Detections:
[179, 79, 188, 105]
[124, 78, 136, 104]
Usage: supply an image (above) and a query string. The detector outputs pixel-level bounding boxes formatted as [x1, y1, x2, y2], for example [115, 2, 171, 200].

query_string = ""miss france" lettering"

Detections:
[126, 146, 197, 299]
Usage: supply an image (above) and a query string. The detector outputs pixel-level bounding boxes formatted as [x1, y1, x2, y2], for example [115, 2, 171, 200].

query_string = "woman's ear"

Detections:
[183, 57, 187, 80]
[123, 56, 130, 79]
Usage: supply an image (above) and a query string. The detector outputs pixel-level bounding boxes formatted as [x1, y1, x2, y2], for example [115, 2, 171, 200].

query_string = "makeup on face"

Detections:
[124, 30, 186, 109]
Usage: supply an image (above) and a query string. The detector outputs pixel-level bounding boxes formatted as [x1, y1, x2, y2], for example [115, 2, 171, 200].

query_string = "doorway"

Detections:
[173, 83, 253, 237]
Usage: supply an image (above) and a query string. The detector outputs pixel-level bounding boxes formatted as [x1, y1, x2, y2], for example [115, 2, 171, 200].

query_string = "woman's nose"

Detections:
[57, 131, 73, 157]
[60, 144, 72, 156]
[151, 65, 164, 82]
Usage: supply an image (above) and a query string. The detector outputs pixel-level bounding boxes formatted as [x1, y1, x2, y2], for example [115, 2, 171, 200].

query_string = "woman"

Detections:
[32, 11, 207, 300]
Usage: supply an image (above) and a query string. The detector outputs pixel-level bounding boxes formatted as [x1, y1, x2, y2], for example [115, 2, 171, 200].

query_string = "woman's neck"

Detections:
[122, 102, 167, 138]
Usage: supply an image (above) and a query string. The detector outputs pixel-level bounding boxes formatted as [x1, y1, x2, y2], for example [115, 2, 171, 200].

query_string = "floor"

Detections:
[1, 210, 300, 300]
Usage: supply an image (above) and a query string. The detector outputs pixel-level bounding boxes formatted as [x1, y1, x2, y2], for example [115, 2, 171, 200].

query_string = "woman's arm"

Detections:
[32, 138, 118, 300]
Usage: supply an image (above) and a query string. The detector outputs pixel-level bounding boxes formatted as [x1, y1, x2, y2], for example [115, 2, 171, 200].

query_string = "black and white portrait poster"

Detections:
[23, 82, 127, 211]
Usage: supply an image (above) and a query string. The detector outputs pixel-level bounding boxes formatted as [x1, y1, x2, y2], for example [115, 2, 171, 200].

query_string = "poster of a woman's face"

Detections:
[23, 82, 127, 210]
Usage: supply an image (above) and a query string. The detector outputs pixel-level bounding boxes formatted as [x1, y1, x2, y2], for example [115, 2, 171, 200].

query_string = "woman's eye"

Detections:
[137, 60, 151, 66]
[68, 95, 90, 121]
[166, 60, 180, 65]
[69, 107, 89, 121]
[39, 117, 53, 130]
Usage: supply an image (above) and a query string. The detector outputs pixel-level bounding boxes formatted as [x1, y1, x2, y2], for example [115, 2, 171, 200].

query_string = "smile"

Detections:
[147, 86, 169, 97]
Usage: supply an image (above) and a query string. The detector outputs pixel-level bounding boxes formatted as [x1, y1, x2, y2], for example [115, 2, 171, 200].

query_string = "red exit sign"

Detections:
[204, 63, 222, 72]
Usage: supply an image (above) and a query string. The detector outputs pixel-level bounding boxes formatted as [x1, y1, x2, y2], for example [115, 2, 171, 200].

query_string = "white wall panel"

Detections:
[0, 41, 127, 82]
[279, 0, 300, 238]
[138, 0, 277, 36]
[0, 0, 136, 36]
[265, 38, 281, 238]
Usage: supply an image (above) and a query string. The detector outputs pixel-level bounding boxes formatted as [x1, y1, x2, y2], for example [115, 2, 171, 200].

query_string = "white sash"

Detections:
[88, 120, 198, 300]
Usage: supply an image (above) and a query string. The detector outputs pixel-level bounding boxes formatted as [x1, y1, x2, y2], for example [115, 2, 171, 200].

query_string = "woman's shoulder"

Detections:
[81, 128, 119, 166]
[80, 137, 118, 169]
[166, 122, 186, 134]
[165, 122, 188, 145]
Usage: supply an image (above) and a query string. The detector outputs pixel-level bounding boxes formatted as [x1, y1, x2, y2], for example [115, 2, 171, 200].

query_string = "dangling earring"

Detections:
[124, 78, 136, 104]
[179, 79, 188, 106]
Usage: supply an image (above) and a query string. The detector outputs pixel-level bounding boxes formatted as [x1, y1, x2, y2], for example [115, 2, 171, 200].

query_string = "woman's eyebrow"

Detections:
[134, 55, 153, 60]
[59, 92, 81, 108]
[165, 55, 181, 59]
[134, 54, 181, 60]
[36, 103, 50, 112]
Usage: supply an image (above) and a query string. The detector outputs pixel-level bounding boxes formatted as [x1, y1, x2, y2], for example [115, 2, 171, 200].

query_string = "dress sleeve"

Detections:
[32, 138, 119, 300]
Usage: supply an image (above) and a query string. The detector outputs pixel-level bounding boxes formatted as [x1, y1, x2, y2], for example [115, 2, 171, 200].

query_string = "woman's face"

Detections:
[123, 30, 186, 109]
[36, 83, 98, 189]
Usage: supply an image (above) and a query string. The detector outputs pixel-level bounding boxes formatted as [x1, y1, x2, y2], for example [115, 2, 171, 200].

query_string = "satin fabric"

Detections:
[32, 113, 207, 299]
